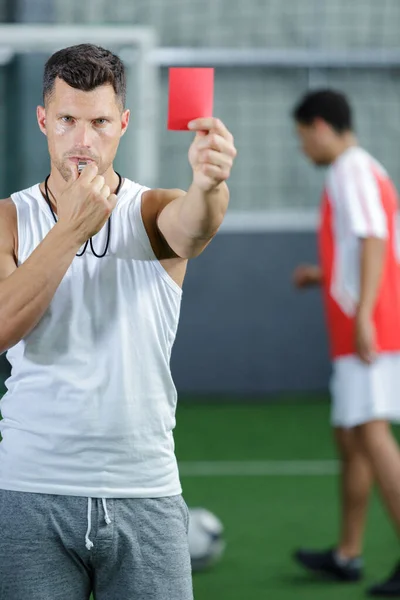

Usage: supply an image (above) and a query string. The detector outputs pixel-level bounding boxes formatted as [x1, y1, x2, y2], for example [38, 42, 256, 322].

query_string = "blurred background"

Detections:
[1, 1, 400, 598]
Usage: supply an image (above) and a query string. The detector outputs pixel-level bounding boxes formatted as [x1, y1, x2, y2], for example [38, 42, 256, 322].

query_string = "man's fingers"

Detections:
[357, 341, 376, 364]
[359, 351, 373, 365]
[90, 175, 106, 194]
[196, 133, 224, 152]
[293, 267, 310, 286]
[198, 149, 233, 170]
[107, 193, 118, 211]
[188, 117, 232, 140]
[294, 276, 305, 288]
[65, 162, 80, 186]
[196, 134, 237, 157]
[71, 167, 79, 184]
[78, 161, 99, 183]
[198, 163, 229, 181]
[100, 184, 111, 199]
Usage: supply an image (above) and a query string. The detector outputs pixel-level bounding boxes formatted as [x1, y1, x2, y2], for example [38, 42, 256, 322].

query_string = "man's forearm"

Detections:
[0, 223, 81, 353]
[357, 237, 386, 318]
[178, 182, 230, 240]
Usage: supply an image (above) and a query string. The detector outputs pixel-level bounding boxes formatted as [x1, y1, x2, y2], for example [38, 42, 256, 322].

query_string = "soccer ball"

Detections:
[188, 507, 226, 572]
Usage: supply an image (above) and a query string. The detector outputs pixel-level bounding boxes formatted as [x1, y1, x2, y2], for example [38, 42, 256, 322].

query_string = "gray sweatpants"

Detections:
[0, 489, 193, 600]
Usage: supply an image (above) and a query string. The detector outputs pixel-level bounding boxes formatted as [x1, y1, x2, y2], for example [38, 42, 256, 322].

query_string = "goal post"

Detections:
[0, 24, 160, 188]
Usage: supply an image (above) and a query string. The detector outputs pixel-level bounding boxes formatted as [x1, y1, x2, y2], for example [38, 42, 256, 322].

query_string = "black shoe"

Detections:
[293, 547, 363, 582]
[368, 562, 400, 596]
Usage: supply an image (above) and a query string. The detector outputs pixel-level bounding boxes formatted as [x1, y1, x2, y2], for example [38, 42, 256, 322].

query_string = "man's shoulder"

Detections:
[0, 198, 17, 255]
[0, 183, 44, 221]
[326, 147, 373, 185]
[0, 197, 16, 222]
[339, 146, 378, 173]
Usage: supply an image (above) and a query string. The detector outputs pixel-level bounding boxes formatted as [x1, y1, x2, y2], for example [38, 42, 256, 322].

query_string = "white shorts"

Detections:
[330, 352, 400, 428]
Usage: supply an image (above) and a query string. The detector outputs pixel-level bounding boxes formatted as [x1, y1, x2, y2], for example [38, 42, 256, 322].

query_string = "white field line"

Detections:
[178, 460, 339, 477]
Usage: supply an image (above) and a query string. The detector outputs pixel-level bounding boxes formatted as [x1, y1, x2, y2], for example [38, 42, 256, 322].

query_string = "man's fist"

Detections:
[292, 264, 323, 289]
[57, 163, 117, 244]
[188, 118, 237, 192]
[356, 312, 377, 364]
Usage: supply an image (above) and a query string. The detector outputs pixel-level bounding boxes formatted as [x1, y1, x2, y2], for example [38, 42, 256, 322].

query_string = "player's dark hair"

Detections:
[293, 89, 353, 134]
[43, 44, 126, 107]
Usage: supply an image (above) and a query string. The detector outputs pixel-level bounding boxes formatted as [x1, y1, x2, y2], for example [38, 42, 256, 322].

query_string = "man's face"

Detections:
[37, 78, 130, 182]
[296, 121, 334, 166]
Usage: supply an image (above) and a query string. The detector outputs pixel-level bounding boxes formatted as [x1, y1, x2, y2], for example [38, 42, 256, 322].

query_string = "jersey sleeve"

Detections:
[332, 152, 388, 239]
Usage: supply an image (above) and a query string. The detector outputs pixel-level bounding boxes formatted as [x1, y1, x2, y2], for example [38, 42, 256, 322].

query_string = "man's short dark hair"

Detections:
[43, 43, 126, 108]
[293, 89, 353, 134]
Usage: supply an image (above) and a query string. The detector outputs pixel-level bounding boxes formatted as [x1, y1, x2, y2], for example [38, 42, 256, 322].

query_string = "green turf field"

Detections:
[174, 397, 400, 600]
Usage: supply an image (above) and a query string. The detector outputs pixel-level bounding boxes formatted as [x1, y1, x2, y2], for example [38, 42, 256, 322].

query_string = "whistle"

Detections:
[78, 161, 87, 174]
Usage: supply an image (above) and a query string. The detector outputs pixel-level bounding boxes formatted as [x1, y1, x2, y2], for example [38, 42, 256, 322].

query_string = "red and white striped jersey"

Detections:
[318, 146, 400, 359]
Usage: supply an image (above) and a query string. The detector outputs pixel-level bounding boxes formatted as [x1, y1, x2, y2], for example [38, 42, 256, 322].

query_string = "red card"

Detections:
[167, 68, 214, 130]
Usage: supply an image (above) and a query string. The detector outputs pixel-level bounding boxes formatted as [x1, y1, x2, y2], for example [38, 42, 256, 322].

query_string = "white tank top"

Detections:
[0, 178, 183, 498]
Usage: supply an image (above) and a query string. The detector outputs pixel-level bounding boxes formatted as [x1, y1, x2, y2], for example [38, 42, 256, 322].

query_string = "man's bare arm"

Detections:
[0, 164, 119, 353]
[154, 184, 229, 259]
[0, 200, 82, 353]
[156, 118, 236, 259]
[357, 237, 386, 318]
[355, 236, 386, 363]
[292, 264, 323, 289]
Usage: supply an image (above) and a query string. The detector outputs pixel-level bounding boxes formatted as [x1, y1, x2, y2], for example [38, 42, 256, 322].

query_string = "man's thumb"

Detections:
[67, 164, 80, 186]
[108, 193, 118, 212]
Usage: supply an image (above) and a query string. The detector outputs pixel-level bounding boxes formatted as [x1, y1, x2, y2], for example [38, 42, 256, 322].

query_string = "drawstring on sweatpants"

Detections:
[102, 498, 112, 525]
[85, 498, 94, 550]
[85, 497, 112, 550]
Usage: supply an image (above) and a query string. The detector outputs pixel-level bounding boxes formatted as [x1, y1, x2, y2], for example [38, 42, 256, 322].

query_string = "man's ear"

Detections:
[120, 109, 130, 137]
[313, 117, 330, 133]
[37, 105, 47, 136]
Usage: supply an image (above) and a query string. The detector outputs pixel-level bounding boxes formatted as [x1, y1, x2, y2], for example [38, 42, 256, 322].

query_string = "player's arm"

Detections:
[0, 164, 117, 353]
[0, 199, 82, 354]
[358, 237, 386, 317]
[340, 158, 387, 363]
[292, 264, 323, 289]
[356, 237, 386, 363]
[156, 118, 236, 259]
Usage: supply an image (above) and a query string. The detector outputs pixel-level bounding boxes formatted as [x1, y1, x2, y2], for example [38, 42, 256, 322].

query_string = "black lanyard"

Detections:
[44, 172, 122, 258]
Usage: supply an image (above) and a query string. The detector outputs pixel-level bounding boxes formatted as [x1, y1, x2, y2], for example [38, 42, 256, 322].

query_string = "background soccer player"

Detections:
[292, 89, 400, 597]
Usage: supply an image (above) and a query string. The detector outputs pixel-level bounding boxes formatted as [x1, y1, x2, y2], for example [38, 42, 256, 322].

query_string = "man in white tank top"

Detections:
[0, 44, 236, 600]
